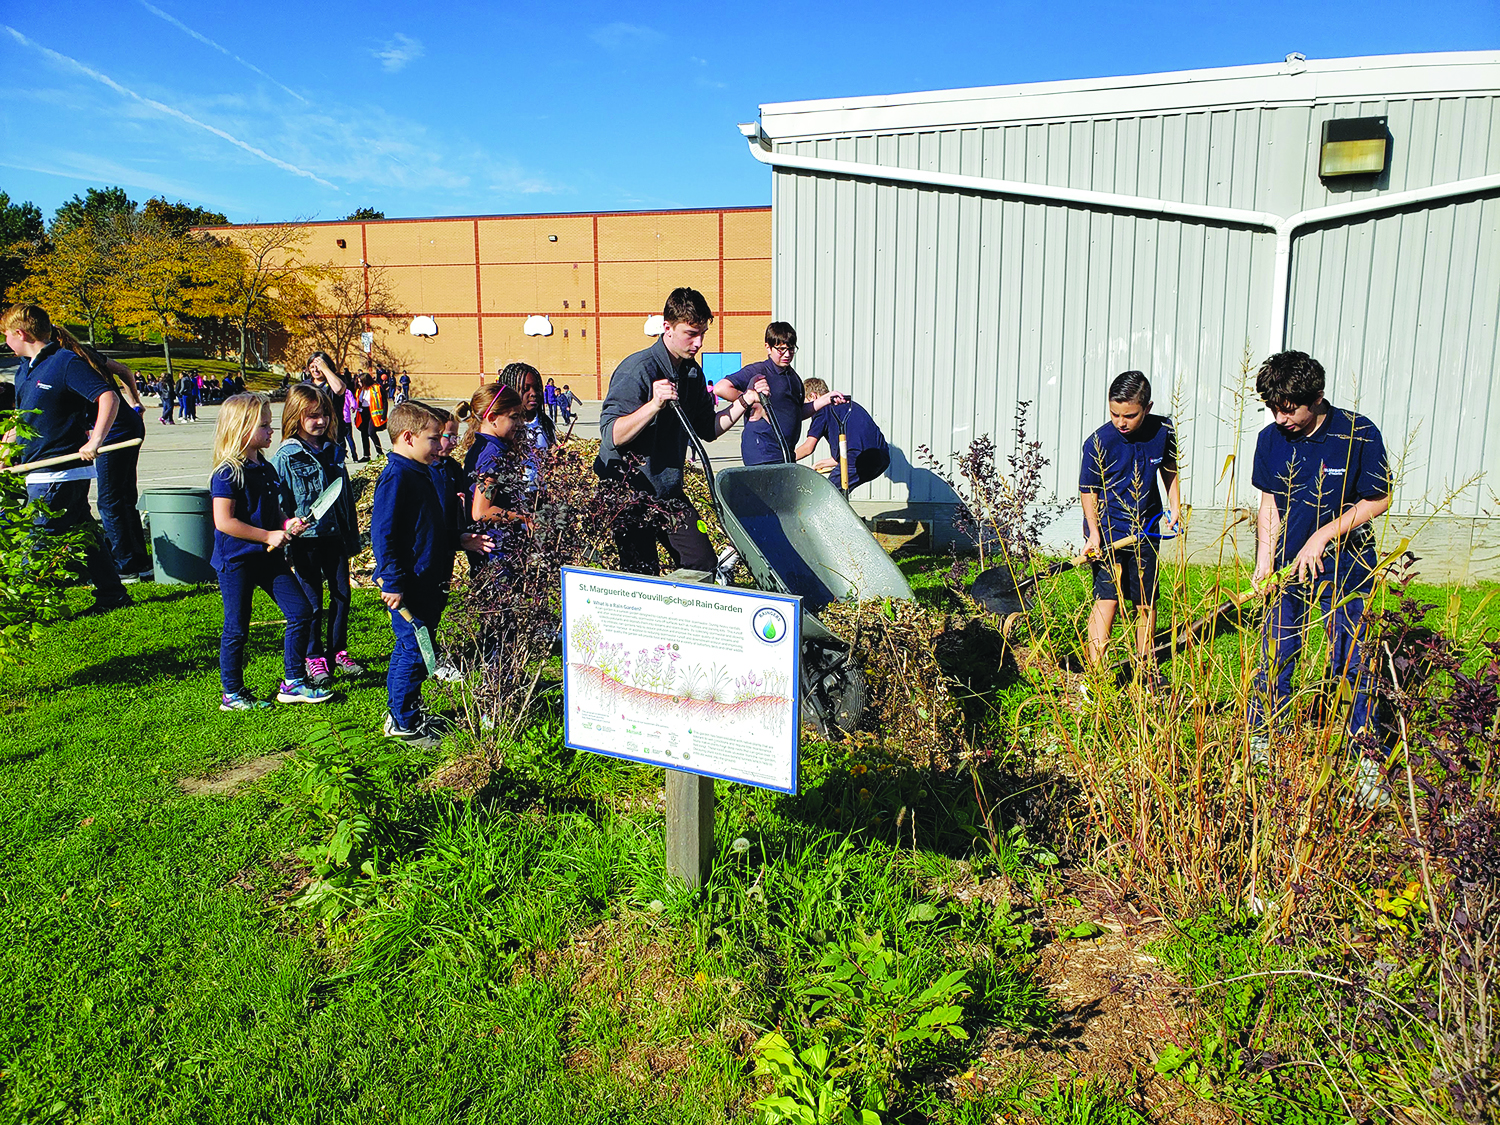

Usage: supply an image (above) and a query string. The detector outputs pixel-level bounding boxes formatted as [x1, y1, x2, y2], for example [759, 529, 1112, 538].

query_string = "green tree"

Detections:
[51, 186, 135, 236]
[343, 207, 385, 221]
[142, 197, 229, 236]
[0, 191, 45, 301]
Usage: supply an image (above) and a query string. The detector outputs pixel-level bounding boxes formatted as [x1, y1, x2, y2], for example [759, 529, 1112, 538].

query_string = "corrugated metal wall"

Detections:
[771, 95, 1500, 525]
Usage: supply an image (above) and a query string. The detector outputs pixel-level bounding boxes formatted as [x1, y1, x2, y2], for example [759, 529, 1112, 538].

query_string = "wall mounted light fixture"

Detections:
[1320, 116, 1390, 179]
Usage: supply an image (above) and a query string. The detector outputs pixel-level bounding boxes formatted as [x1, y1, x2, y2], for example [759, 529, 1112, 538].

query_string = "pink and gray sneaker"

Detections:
[304, 656, 332, 687]
[334, 651, 365, 676]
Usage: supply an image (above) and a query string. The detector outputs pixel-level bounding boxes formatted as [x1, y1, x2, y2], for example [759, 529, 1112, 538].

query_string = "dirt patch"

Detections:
[224, 854, 315, 906]
[964, 879, 1234, 1125]
[178, 751, 291, 796]
[422, 752, 493, 798]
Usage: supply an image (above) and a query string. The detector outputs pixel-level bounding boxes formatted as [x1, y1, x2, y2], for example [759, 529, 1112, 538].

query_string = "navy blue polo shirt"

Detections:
[1079, 415, 1176, 541]
[74, 344, 143, 445]
[14, 342, 113, 465]
[806, 400, 888, 485]
[464, 433, 520, 509]
[210, 457, 284, 569]
[725, 359, 804, 465]
[1251, 406, 1388, 567]
[370, 451, 453, 598]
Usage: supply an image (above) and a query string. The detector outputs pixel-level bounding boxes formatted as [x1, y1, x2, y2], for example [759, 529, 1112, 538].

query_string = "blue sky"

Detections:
[2, 1, 1495, 225]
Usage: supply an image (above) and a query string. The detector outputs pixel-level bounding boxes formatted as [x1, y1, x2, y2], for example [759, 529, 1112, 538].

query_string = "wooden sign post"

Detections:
[559, 566, 800, 889]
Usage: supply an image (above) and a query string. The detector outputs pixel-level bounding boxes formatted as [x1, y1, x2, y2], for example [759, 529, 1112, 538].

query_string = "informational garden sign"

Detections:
[561, 566, 800, 794]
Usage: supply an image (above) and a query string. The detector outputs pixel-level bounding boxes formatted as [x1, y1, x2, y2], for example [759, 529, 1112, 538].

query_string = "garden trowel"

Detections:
[304, 476, 344, 524]
[374, 578, 438, 674]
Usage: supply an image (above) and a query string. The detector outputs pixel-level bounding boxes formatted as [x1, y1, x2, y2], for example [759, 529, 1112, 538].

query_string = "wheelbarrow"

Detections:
[670, 399, 912, 736]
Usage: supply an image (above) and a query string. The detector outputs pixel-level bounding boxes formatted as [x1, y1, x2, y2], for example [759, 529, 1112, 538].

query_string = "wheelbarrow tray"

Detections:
[715, 462, 913, 613]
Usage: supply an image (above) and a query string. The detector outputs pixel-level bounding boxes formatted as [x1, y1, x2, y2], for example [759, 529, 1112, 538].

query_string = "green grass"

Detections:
[0, 581, 1052, 1124]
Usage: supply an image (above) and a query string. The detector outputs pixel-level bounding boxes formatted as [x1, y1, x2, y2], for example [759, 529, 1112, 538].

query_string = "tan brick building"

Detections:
[216, 207, 771, 400]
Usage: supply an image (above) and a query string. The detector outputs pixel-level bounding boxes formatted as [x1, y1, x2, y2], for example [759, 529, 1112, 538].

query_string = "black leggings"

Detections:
[359, 418, 384, 459]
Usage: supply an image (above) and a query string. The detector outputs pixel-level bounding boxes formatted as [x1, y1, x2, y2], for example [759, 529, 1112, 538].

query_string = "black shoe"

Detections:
[77, 596, 133, 618]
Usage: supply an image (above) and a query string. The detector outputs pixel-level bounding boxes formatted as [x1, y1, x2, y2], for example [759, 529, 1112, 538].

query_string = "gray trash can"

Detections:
[139, 487, 216, 585]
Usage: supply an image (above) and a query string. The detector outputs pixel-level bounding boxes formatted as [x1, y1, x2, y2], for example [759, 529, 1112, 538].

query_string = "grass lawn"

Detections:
[4, 548, 1493, 1123]
[0, 580, 1054, 1124]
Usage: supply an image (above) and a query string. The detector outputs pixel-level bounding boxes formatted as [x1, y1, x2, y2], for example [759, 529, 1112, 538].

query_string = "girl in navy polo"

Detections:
[456, 382, 534, 543]
[209, 394, 332, 711]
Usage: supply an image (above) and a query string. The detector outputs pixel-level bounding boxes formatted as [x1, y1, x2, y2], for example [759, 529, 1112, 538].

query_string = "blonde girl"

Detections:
[210, 393, 330, 710]
[455, 381, 532, 528]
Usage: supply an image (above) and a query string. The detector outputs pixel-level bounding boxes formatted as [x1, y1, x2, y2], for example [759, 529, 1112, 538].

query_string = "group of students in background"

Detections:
[152, 370, 249, 423]
[5, 291, 1391, 807]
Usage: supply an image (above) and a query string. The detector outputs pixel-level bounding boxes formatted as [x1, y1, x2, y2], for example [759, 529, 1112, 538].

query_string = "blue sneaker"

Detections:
[220, 691, 270, 711]
[276, 678, 333, 704]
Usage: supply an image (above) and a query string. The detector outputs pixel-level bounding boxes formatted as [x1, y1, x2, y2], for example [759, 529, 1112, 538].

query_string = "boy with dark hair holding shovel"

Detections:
[1246, 350, 1391, 808]
[1080, 371, 1181, 677]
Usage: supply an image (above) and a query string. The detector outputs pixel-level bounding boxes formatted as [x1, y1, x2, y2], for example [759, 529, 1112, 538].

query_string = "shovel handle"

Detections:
[3, 437, 144, 474]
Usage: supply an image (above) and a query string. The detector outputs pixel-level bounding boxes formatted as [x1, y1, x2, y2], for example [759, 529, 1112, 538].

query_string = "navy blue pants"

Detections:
[287, 539, 352, 659]
[27, 478, 129, 604]
[217, 558, 314, 694]
[1247, 564, 1374, 742]
[387, 589, 445, 727]
[95, 441, 150, 575]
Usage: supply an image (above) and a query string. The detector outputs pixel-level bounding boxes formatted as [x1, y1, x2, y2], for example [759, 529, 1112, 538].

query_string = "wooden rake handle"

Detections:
[3, 438, 144, 473]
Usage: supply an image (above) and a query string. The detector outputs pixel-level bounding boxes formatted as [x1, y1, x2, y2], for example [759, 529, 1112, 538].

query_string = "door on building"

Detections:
[698, 353, 742, 402]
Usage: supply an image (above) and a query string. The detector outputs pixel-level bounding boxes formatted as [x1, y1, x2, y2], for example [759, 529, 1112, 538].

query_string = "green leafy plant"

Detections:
[750, 1032, 880, 1125]
[797, 930, 971, 1112]
[287, 719, 414, 920]
[0, 410, 86, 665]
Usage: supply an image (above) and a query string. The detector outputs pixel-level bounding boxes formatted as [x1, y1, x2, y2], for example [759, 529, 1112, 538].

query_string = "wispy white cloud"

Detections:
[591, 22, 663, 52]
[136, 0, 308, 104]
[373, 33, 424, 73]
[0, 155, 208, 204]
[2, 24, 339, 191]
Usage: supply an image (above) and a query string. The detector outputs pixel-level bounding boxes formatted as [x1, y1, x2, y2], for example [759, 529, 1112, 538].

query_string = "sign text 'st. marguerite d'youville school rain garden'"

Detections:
[560, 567, 800, 794]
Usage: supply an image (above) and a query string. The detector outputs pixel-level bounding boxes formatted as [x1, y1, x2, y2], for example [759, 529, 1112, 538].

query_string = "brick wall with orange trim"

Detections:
[212, 207, 771, 400]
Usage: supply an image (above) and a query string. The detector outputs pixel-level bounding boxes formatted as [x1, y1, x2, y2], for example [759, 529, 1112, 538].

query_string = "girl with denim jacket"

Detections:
[272, 384, 363, 686]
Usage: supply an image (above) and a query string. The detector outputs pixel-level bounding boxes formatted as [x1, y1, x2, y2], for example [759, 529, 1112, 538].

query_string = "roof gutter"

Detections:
[739, 122, 1500, 356]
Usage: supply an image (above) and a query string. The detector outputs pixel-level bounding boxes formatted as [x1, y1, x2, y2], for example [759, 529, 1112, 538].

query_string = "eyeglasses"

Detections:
[770, 344, 796, 355]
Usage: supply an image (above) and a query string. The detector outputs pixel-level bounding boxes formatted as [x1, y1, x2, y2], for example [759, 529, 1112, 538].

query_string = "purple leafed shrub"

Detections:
[917, 401, 1072, 570]
[442, 442, 685, 742]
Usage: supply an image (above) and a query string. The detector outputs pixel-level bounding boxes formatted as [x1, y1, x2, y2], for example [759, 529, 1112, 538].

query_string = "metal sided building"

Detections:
[742, 52, 1500, 580]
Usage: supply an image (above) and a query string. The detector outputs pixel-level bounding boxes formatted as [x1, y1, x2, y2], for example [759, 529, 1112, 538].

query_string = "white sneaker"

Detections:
[714, 546, 740, 585]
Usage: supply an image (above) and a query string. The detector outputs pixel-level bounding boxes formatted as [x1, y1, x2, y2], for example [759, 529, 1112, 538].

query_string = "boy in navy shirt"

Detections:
[371, 402, 492, 746]
[1246, 351, 1391, 804]
[1079, 371, 1181, 674]
[2, 304, 131, 613]
[794, 377, 889, 492]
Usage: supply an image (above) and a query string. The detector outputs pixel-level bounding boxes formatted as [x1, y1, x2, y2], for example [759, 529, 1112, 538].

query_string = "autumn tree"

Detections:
[0, 192, 45, 302]
[15, 217, 125, 343]
[290, 263, 405, 372]
[213, 223, 324, 377]
[141, 197, 229, 236]
[114, 217, 228, 376]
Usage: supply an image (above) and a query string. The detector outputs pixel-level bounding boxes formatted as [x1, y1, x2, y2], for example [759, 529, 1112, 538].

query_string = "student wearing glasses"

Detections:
[713, 322, 843, 466]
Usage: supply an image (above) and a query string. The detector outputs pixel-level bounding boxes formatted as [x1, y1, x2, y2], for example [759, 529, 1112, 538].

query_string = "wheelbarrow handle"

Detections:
[668, 397, 724, 523]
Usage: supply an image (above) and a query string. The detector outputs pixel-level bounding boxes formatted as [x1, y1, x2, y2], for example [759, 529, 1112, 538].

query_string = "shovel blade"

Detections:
[970, 565, 1028, 619]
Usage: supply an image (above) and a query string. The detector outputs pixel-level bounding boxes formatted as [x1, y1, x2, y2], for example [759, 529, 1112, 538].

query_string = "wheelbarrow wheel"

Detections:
[804, 665, 868, 739]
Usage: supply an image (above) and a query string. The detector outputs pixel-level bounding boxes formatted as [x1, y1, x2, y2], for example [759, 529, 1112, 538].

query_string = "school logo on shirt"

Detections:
[1322, 465, 1346, 476]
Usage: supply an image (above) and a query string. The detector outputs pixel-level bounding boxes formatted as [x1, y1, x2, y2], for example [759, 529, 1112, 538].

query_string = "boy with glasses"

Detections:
[714, 322, 841, 466]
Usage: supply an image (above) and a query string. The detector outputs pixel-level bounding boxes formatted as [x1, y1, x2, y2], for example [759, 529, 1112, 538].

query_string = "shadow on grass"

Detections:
[63, 645, 221, 688]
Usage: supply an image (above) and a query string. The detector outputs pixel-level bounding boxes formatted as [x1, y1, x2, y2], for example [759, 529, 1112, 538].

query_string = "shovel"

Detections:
[3, 437, 144, 474]
[375, 577, 438, 674]
[970, 534, 1142, 621]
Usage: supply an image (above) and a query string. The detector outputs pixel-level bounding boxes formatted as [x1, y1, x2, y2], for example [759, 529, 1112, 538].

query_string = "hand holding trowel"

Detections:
[269, 476, 344, 550]
[374, 575, 438, 675]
